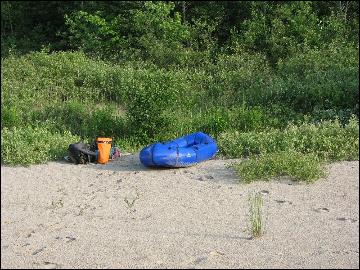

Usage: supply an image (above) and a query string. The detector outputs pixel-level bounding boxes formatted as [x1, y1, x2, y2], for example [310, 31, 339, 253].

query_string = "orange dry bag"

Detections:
[97, 137, 112, 164]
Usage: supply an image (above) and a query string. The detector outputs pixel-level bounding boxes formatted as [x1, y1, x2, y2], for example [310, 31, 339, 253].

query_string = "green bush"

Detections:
[64, 1, 191, 65]
[218, 116, 359, 161]
[284, 117, 359, 161]
[190, 107, 231, 138]
[87, 107, 125, 139]
[1, 51, 117, 109]
[204, 51, 275, 107]
[218, 129, 285, 158]
[1, 125, 80, 166]
[275, 43, 359, 114]
[311, 108, 355, 125]
[189, 105, 277, 139]
[124, 69, 182, 142]
[228, 105, 268, 132]
[234, 150, 325, 183]
[1, 106, 22, 129]
[59, 101, 88, 135]
[241, 2, 355, 65]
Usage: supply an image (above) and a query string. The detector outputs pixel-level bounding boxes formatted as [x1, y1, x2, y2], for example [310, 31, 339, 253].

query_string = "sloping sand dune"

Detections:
[1, 154, 359, 269]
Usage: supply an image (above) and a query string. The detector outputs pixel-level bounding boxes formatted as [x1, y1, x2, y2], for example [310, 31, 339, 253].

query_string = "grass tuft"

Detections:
[248, 191, 264, 238]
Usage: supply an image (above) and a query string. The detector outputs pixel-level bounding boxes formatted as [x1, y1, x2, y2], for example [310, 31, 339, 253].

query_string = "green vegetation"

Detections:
[218, 117, 359, 161]
[220, 117, 358, 183]
[235, 151, 325, 183]
[1, 1, 359, 180]
[248, 191, 264, 238]
[1, 125, 80, 166]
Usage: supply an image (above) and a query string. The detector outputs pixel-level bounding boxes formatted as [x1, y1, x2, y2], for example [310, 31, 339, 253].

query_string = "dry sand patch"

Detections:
[1, 154, 358, 269]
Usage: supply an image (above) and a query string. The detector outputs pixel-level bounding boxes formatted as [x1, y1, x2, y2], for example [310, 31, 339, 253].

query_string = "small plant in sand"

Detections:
[124, 189, 140, 214]
[248, 191, 264, 238]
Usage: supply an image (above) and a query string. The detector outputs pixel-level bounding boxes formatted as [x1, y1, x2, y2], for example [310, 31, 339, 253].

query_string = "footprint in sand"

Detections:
[313, 207, 330, 213]
[26, 230, 35, 238]
[336, 217, 358, 223]
[192, 250, 224, 265]
[197, 175, 214, 181]
[65, 236, 76, 242]
[193, 255, 207, 264]
[32, 247, 46, 255]
[43, 261, 61, 269]
[274, 199, 293, 205]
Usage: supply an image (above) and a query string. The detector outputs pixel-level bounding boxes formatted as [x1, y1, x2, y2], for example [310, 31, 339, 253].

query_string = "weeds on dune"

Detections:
[234, 150, 326, 183]
[1, 124, 80, 166]
[218, 117, 359, 162]
[222, 118, 358, 183]
[248, 191, 264, 238]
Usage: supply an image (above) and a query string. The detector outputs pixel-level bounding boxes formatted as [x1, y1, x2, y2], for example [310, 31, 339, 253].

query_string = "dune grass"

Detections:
[248, 191, 264, 238]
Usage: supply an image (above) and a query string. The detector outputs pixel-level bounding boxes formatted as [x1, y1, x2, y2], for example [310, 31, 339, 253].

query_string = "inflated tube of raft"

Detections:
[139, 132, 218, 167]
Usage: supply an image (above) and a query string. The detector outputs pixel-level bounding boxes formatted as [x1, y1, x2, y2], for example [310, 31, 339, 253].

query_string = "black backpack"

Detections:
[68, 142, 97, 164]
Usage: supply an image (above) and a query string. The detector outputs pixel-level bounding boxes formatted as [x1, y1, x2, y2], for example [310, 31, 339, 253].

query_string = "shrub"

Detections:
[311, 108, 355, 125]
[87, 106, 125, 139]
[1, 106, 22, 129]
[190, 105, 278, 139]
[1, 125, 80, 166]
[218, 129, 285, 158]
[205, 51, 275, 108]
[218, 117, 359, 161]
[64, 1, 190, 64]
[1, 51, 118, 110]
[284, 116, 359, 161]
[228, 105, 268, 132]
[64, 10, 131, 59]
[124, 69, 182, 142]
[234, 150, 325, 183]
[190, 107, 231, 138]
[275, 43, 359, 114]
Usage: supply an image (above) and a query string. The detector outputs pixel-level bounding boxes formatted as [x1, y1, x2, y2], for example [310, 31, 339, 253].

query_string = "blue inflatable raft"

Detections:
[139, 132, 218, 167]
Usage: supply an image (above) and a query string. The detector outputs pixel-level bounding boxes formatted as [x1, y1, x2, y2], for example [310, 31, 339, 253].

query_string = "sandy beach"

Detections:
[1, 154, 359, 269]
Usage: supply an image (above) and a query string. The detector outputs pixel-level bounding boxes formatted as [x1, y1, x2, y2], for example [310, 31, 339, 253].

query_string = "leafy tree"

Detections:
[64, 10, 132, 60]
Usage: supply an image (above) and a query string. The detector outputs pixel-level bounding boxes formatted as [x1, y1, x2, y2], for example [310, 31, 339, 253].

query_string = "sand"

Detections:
[1, 154, 359, 269]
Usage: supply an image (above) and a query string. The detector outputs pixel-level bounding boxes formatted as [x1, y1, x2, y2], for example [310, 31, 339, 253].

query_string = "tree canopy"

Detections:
[2, 1, 359, 65]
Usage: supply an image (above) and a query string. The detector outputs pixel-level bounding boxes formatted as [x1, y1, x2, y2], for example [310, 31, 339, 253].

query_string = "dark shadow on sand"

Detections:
[73, 153, 241, 185]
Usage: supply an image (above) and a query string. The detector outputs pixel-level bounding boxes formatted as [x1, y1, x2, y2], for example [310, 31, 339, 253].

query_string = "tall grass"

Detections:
[248, 191, 264, 238]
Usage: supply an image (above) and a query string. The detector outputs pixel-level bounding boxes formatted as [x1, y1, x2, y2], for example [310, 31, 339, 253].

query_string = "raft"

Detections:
[139, 132, 218, 168]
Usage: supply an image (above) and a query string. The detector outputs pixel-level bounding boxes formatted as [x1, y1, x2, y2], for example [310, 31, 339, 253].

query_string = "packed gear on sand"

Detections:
[68, 142, 97, 164]
[66, 138, 120, 165]
[96, 137, 112, 164]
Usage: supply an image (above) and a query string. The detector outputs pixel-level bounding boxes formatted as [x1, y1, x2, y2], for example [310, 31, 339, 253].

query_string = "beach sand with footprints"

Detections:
[1, 154, 359, 269]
